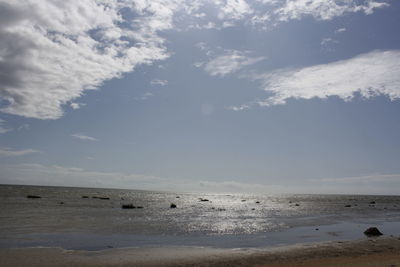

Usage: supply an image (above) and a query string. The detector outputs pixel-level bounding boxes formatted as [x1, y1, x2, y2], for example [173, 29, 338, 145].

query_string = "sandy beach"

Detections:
[1, 236, 400, 267]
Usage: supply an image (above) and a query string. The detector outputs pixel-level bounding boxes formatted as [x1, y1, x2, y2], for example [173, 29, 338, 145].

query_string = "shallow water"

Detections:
[1, 184, 400, 250]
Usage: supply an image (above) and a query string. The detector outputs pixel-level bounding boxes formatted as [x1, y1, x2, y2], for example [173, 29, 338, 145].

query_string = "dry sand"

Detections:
[1, 236, 400, 267]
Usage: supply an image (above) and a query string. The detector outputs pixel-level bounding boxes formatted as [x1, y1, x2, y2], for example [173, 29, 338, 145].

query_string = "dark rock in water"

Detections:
[137, 206, 144, 209]
[315, 228, 319, 231]
[59, 202, 64, 205]
[241, 200, 246, 202]
[93, 196, 110, 200]
[170, 203, 177, 208]
[82, 196, 89, 198]
[344, 204, 351, 207]
[176, 196, 180, 198]
[27, 195, 41, 199]
[122, 204, 136, 209]
[364, 227, 383, 237]
[251, 208, 255, 210]
[255, 201, 260, 204]
[199, 198, 209, 202]
[369, 201, 376, 204]
[294, 203, 300, 206]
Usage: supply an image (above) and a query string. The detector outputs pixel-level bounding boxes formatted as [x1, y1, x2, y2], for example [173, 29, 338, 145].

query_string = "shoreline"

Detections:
[1, 236, 400, 266]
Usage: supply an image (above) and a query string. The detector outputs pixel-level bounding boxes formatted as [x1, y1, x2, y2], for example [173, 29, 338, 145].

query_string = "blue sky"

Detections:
[1, 0, 400, 194]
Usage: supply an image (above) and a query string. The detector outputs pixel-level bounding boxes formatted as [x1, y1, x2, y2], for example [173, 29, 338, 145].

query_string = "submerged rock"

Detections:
[344, 204, 352, 207]
[170, 203, 177, 208]
[369, 201, 376, 204]
[364, 227, 383, 237]
[255, 201, 260, 204]
[82, 196, 89, 198]
[199, 198, 209, 202]
[27, 195, 41, 199]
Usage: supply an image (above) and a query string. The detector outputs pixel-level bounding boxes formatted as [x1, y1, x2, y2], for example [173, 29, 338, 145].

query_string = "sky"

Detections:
[1, 0, 400, 195]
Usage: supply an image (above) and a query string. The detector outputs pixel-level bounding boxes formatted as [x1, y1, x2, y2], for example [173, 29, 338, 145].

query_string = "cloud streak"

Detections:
[250, 50, 400, 106]
[71, 134, 98, 142]
[0, 119, 12, 134]
[275, 0, 389, 21]
[203, 50, 265, 77]
[0, 147, 40, 157]
[0, 163, 282, 193]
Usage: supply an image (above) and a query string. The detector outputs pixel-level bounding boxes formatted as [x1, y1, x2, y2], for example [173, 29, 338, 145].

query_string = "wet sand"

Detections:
[1, 236, 400, 266]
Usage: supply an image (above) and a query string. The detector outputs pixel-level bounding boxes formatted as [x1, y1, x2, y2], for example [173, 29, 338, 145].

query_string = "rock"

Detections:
[82, 196, 89, 198]
[27, 195, 41, 199]
[369, 201, 376, 204]
[199, 198, 209, 202]
[345, 204, 352, 207]
[364, 227, 383, 237]
[176, 196, 180, 198]
[241, 200, 246, 202]
[93, 196, 110, 200]
[137, 206, 144, 209]
[251, 208, 255, 210]
[122, 204, 136, 209]
[59, 202, 64, 205]
[255, 201, 260, 204]
[315, 228, 319, 231]
[294, 203, 300, 206]
[170, 203, 177, 208]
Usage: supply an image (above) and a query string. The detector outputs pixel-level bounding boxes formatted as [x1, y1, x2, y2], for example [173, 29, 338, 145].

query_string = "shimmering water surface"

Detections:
[1, 185, 400, 250]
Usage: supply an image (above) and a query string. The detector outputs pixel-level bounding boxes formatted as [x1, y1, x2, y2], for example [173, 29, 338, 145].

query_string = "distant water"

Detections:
[1, 184, 400, 250]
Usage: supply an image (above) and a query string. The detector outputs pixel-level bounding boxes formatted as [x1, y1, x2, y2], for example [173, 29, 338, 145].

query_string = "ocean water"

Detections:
[1, 184, 400, 250]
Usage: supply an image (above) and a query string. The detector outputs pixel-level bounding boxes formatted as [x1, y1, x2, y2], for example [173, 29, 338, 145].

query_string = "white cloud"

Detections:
[335, 27, 346, 34]
[204, 50, 265, 77]
[0, 119, 12, 134]
[0, 0, 176, 119]
[0, 147, 40, 157]
[217, 0, 253, 21]
[71, 134, 98, 141]
[250, 50, 400, 106]
[150, 79, 168, 86]
[70, 102, 86, 110]
[17, 123, 30, 131]
[0, 0, 391, 120]
[320, 37, 339, 51]
[275, 0, 389, 21]
[138, 92, 154, 100]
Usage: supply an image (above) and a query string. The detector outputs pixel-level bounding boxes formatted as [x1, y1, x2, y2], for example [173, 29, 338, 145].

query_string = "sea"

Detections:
[1, 184, 400, 251]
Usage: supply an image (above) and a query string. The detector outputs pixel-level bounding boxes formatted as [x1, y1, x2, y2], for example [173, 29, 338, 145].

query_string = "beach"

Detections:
[1, 185, 400, 266]
[1, 236, 400, 266]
